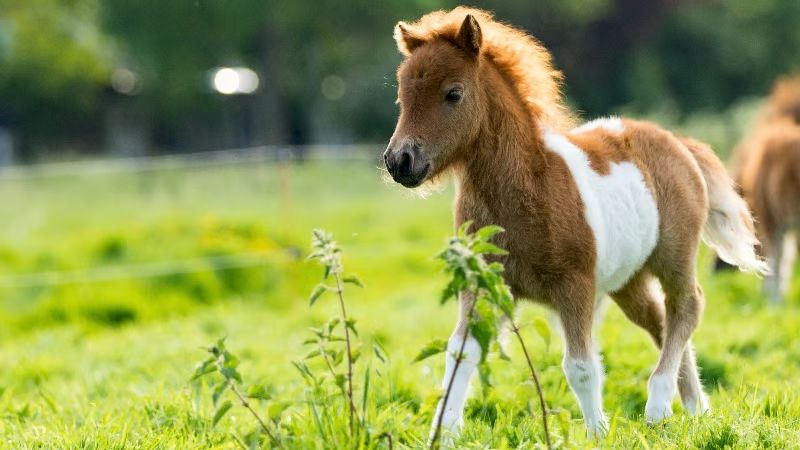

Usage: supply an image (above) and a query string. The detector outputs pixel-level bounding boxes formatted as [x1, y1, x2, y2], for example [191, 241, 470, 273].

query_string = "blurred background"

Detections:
[2, 0, 800, 162]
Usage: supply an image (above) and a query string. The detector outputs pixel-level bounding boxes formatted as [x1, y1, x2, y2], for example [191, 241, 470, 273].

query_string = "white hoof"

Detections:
[646, 374, 676, 423]
[428, 410, 462, 447]
[586, 414, 609, 438]
[683, 394, 710, 416]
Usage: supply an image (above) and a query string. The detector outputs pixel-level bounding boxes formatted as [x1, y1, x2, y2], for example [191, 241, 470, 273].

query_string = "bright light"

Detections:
[212, 67, 259, 95]
[111, 68, 139, 95]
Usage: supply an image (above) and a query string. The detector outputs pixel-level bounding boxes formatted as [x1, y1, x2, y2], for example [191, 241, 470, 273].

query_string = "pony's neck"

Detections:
[457, 62, 551, 207]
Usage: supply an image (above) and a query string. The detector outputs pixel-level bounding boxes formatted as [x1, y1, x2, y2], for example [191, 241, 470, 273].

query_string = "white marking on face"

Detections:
[571, 117, 625, 135]
[563, 355, 608, 436]
[646, 373, 676, 422]
[544, 130, 660, 294]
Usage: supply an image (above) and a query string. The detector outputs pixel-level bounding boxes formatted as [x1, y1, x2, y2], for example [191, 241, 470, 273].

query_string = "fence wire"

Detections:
[0, 252, 276, 289]
[0, 144, 382, 181]
[0, 145, 382, 289]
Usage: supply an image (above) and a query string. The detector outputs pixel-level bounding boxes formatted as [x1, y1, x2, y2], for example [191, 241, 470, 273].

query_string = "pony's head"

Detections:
[383, 8, 572, 188]
[767, 75, 800, 125]
[383, 14, 485, 188]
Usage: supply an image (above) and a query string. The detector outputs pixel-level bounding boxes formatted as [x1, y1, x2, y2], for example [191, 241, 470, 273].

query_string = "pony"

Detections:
[729, 76, 800, 303]
[382, 7, 767, 439]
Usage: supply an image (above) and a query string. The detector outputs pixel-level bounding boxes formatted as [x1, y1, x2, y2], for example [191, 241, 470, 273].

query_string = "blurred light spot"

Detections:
[111, 68, 139, 95]
[212, 67, 259, 95]
[321, 75, 346, 101]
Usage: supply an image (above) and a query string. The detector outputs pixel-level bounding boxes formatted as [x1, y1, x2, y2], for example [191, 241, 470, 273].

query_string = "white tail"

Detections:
[680, 136, 770, 275]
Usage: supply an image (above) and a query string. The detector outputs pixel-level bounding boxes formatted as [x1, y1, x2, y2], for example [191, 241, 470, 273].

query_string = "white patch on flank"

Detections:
[571, 117, 625, 135]
[430, 333, 481, 441]
[645, 373, 676, 422]
[563, 355, 608, 437]
[543, 130, 659, 295]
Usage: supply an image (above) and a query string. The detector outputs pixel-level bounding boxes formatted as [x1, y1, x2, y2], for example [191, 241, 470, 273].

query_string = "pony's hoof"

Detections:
[428, 417, 462, 448]
[646, 374, 675, 423]
[645, 400, 673, 423]
[586, 416, 609, 439]
[683, 394, 710, 416]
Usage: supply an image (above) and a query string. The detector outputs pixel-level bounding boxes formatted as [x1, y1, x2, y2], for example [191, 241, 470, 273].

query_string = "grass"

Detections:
[0, 158, 799, 448]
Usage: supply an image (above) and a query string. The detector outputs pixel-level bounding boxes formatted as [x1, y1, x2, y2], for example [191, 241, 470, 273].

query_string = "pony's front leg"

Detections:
[429, 291, 482, 442]
[554, 281, 608, 438]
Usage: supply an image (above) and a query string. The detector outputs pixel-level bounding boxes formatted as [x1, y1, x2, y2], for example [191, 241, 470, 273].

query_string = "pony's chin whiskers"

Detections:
[377, 166, 395, 185]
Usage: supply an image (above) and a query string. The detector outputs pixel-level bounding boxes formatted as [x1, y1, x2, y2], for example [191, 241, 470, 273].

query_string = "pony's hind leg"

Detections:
[553, 278, 608, 437]
[677, 343, 709, 415]
[611, 271, 709, 416]
[764, 228, 787, 303]
[429, 291, 482, 442]
[646, 261, 705, 423]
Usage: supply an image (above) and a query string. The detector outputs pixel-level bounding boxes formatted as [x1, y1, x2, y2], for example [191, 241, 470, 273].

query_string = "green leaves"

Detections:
[342, 275, 364, 288]
[470, 302, 500, 363]
[309, 284, 327, 306]
[193, 338, 273, 434]
[191, 358, 216, 381]
[247, 384, 274, 401]
[212, 400, 233, 427]
[475, 225, 505, 241]
[306, 229, 367, 440]
[428, 224, 554, 449]
[413, 339, 448, 363]
[308, 229, 342, 279]
[212, 381, 229, 406]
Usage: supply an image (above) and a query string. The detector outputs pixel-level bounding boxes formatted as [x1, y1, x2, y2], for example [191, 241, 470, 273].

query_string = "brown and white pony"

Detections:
[382, 7, 767, 439]
[730, 77, 800, 303]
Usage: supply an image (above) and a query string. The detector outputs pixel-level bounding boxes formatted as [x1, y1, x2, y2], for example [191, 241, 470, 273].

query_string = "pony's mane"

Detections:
[397, 7, 576, 131]
[761, 75, 800, 124]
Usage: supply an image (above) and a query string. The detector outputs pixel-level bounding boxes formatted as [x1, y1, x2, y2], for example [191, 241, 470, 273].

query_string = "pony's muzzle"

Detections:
[383, 142, 430, 188]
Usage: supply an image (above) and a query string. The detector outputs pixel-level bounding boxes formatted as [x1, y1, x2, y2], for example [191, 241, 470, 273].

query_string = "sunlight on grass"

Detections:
[0, 161, 798, 448]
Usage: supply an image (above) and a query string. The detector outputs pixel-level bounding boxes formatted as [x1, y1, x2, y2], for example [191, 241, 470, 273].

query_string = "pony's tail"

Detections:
[678, 136, 770, 275]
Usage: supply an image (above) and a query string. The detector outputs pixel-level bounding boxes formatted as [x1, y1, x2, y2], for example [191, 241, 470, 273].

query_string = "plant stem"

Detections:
[320, 348, 340, 382]
[378, 432, 394, 449]
[333, 273, 357, 440]
[429, 299, 476, 450]
[228, 379, 282, 448]
[511, 323, 552, 449]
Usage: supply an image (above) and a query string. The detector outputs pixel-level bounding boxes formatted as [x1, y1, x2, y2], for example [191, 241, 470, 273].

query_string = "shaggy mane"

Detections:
[396, 7, 576, 131]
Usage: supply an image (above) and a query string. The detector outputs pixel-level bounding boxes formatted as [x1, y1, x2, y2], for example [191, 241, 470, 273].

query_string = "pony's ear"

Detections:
[455, 14, 482, 56]
[394, 22, 426, 56]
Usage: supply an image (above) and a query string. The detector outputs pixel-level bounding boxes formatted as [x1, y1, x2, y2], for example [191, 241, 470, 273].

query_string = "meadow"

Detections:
[0, 152, 799, 449]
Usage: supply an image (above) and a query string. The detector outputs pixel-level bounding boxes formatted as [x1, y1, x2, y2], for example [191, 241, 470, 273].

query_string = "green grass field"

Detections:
[1, 159, 799, 449]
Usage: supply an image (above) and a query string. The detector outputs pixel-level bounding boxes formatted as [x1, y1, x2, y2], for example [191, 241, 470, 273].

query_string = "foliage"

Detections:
[4, 0, 800, 152]
[192, 337, 282, 447]
[0, 0, 109, 151]
[420, 223, 552, 449]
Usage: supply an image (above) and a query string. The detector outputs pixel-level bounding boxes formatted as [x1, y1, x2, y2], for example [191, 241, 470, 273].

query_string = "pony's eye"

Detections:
[445, 88, 463, 103]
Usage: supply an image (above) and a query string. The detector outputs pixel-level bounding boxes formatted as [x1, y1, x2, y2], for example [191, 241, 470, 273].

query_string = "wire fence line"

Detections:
[0, 144, 384, 289]
[0, 252, 279, 289]
[0, 144, 383, 181]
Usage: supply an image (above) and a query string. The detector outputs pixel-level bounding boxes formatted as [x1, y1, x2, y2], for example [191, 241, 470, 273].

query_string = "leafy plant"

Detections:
[419, 222, 552, 450]
[191, 337, 282, 448]
[306, 229, 363, 439]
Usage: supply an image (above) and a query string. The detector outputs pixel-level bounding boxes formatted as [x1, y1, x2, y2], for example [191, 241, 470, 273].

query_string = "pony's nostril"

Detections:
[399, 151, 413, 176]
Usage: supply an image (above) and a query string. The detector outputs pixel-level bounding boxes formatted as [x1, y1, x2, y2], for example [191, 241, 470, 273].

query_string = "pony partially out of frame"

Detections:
[383, 7, 767, 440]
[729, 76, 800, 303]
